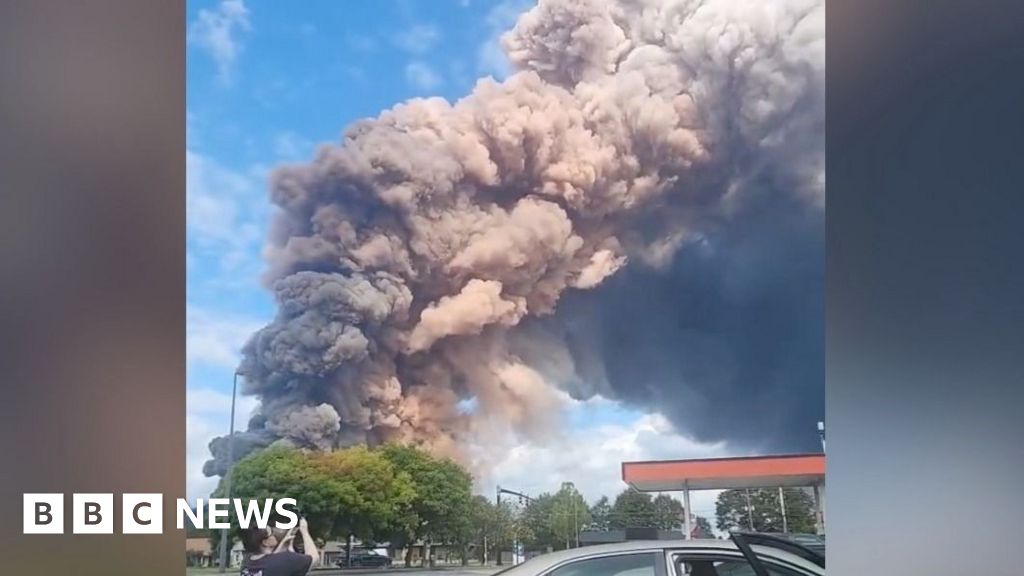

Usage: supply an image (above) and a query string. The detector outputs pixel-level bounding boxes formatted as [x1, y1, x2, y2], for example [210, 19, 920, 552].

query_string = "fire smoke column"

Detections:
[204, 0, 825, 476]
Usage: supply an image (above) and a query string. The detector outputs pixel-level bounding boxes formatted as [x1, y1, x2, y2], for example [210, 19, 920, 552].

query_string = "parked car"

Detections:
[768, 533, 825, 556]
[336, 550, 393, 568]
[491, 532, 824, 576]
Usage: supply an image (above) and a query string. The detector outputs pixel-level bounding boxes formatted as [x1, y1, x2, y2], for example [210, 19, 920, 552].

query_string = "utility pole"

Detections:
[495, 486, 502, 567]
[744, 489, 755, 530]
[573, 493, 579, 548]
[218, 370, 242, 572]
[816, 422, 826, 535]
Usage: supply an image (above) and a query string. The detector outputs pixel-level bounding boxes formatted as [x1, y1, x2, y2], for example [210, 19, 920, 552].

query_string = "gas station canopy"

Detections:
[622, 453, 825, 492]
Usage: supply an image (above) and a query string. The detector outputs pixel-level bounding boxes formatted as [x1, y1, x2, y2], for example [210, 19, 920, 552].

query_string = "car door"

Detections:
[729, 532, 824, 575]
[668, 550, 822, 576]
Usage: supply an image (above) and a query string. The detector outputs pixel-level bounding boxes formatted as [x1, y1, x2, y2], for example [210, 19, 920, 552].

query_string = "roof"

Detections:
[185, 538, 212, 554]
[622, 454, 825, 491]
[494, 540, 822, 576]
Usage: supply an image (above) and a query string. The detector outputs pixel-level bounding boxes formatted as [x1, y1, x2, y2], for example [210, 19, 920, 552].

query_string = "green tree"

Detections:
[517, 492, 557, 552]
[609, 489, 658, 529]
[380, 444, 474, 566]
[715, 488, 816, 534]
[209, 446, 345, 552]
[485, 499, 515, 562]
[448, 494, 509, 565]
[215, 446, 342, 536]
[587, 496, 612, 531]
[312, 445, 416, 542]
[212, 444, 417, 553]
[550, 483, 591, 548]
[652, 494, 684, 530]
[446, 494, 479, 565]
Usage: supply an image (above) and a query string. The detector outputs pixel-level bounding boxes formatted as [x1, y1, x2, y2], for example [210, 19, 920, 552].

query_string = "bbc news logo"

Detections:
[23, 494, 297, 534]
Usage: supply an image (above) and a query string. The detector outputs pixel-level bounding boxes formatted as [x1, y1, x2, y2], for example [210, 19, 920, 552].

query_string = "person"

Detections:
[239, 517, 319, 576]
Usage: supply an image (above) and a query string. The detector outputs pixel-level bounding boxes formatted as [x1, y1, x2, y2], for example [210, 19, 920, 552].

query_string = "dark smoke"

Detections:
[204, 0, 825, 477]
[538, 188, 824, 452]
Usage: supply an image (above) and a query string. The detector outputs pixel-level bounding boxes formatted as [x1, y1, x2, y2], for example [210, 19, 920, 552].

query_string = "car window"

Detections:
[678, 559, 805, 576]
[549, 552, 659, 576]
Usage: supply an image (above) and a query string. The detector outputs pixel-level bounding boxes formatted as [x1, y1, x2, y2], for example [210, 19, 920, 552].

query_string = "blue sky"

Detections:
[185, 0, 729, 515]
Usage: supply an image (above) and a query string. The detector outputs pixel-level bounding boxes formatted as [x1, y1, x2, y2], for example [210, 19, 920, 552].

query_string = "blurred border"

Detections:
[828, 0, 1024, 574]
[1, 0, 1024, 573]
[0, 1, 185, 574]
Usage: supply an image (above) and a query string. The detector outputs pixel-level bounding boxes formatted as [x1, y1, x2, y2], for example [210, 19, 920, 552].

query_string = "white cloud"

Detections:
[186, 305, 265, 369]
[186, 148, 266, 278]
[273, 131, 314, 161]
[395, 24, 440, 54]
[477, 0, 534, 79]
[187, 387, 260, 501]
[405, 61, 442, 91]
[188, 0, 252, 85]
[478, 402, 731, 521]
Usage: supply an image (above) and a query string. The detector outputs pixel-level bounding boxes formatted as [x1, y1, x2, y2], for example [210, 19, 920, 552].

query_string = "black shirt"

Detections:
[239, 552, 313, 576]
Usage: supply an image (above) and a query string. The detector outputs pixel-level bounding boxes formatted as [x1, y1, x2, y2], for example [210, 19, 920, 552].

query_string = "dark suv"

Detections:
[337, 551, 392, 568]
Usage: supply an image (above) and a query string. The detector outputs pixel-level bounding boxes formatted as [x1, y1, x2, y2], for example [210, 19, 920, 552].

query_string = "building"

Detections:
[621, 453, 826, 536]
[579, 529, 687, 546]
[185, 537, 213, 567]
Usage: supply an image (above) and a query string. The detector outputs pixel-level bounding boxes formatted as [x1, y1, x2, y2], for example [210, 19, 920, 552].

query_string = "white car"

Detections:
[492, 533, 824, 576]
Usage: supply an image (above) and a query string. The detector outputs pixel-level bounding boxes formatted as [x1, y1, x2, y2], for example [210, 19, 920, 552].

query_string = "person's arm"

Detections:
[297, 517, 319, 569]
[273, 526, 296, 554]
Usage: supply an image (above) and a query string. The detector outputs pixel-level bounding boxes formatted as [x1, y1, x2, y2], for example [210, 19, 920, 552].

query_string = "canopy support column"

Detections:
[683, 482, 692, 540]
[813, 483, 825, 535]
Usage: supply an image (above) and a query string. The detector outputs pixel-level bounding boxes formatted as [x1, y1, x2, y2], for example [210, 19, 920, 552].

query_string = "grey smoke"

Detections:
[205, 0, 824, 476]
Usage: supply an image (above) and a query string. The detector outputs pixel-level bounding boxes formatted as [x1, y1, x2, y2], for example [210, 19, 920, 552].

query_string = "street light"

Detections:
[496, 486, 533, 565]
[218, 370, 243, 572]
[815, 421, 826, 535]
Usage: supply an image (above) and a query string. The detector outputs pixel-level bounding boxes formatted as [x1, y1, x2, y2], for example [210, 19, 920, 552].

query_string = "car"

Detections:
[759, 533, 824, 556]
[336, 550, 393, 568]
[491, 532, 824, 576]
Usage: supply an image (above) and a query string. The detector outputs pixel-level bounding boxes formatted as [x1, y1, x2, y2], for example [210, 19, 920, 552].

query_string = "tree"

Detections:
[550, 483, 591, 548]
[209, 446, 343, 554]
[519, 492, 557, 552]
[447, 494, 482, 565]
[311, 445, 416, 542]
[588, 496, 612, 531]
[380, 444, 474, 566]
[609, 489, 658, 529]
[212, 443, 417, 556]
[486, 499, 515, 561]
[715, 488, 816, 534]
[448, 494, 510, 565]
[652, 494, 685, 530]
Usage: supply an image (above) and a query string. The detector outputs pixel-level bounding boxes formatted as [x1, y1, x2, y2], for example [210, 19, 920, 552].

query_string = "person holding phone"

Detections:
[239, 517, 319, 576]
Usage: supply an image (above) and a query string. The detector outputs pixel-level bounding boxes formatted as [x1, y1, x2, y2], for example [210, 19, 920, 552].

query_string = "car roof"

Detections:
[496, 540, 822, 576]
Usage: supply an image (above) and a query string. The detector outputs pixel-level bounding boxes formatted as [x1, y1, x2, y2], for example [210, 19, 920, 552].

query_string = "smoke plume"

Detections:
[204, 0, 824, 478]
